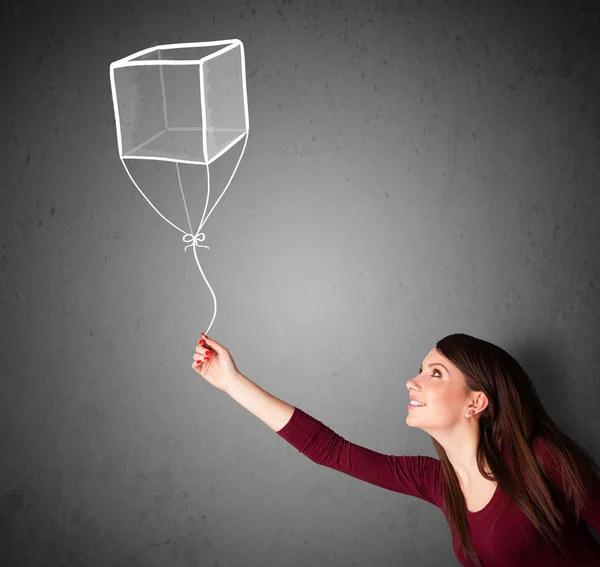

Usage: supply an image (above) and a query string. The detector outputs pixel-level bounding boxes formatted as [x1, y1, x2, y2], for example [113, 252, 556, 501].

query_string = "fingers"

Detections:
[193, 350, 212, 361]
[195, 345, 213, 356]
[201, 335, 226, 353]
[193, 335, 217, 369]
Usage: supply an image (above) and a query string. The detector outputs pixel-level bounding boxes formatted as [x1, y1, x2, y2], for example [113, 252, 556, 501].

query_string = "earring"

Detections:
[466, 409, 475, 418]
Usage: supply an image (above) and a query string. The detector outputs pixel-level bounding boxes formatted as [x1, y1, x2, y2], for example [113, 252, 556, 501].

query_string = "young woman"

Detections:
[192, 332, 600, 566]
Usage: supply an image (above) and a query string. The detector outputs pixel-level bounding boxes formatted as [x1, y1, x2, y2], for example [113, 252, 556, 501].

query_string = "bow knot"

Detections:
[183, 232, 209, 251]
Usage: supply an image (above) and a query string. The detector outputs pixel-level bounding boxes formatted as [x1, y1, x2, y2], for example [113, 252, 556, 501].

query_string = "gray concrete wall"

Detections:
[2, 0, 599, 565]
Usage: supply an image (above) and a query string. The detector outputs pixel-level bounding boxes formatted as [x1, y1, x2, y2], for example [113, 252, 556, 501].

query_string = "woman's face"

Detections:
[405, 347, 474, 432]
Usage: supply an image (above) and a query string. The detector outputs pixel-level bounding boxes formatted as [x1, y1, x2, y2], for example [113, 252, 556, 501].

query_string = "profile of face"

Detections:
[405, 347, 484, 434]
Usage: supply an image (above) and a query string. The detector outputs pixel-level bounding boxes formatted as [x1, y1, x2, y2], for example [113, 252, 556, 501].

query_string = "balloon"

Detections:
[109, 40, 249, 335]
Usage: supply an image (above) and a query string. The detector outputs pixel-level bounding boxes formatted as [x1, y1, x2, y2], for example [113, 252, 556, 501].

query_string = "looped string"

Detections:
[183, 232, 210, 252]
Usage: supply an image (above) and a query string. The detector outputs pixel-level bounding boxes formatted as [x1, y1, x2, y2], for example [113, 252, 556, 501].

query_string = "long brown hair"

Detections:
[431, 333, 600, 567]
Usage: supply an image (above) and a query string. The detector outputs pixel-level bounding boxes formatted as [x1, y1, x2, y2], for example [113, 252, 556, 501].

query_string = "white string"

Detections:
[120, 129, 249, 336]
[120, 130, 248, 253]
[186, 131, 249, 335]
[197, 130, 249, 235]
[121, 157, 188, 236]
[175, 161, 193, 234]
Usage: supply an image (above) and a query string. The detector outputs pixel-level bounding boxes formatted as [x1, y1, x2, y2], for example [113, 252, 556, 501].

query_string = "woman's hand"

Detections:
[192, 335, 242, 393]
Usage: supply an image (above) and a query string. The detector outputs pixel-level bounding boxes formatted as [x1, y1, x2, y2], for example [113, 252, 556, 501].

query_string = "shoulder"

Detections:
[390, 454, 444, 509]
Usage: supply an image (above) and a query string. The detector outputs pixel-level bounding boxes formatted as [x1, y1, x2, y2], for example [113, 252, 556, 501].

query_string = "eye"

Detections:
[419, 366, 441, 377]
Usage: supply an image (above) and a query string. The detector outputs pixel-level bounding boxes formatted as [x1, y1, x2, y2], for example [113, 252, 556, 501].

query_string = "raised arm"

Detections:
[226, 374, 442, 508]
[226, 372, 296, 432]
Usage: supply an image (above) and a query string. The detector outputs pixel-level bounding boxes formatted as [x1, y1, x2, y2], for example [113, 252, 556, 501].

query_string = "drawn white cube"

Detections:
[110, 40, 248, 165]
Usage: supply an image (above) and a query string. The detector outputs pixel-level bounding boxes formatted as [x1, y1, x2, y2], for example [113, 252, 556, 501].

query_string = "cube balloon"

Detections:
[110, 40, 248, 165]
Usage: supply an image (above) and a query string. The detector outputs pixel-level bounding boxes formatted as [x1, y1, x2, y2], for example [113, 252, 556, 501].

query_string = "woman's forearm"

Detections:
[226, 373, 295, 432]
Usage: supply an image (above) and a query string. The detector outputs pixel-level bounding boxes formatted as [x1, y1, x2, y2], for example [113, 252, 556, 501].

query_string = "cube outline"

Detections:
[109, 39, 249, 166]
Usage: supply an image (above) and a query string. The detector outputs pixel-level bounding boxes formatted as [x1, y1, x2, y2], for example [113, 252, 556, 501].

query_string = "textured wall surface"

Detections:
[2, 0, 600, 565]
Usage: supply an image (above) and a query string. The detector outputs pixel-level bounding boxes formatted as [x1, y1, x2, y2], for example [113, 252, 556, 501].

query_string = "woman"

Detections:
[192, 332, 600, 566]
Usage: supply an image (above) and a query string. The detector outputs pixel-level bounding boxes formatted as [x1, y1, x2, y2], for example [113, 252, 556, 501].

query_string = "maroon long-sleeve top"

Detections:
[276, 406, 600, 566]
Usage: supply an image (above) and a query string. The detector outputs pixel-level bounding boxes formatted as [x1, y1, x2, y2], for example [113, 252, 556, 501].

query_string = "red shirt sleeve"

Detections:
[276, 406, 442, 508]
[534, 438, 600, 533]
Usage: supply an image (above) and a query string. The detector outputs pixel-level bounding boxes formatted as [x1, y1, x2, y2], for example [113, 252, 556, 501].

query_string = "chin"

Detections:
[405, 415, 418, 427]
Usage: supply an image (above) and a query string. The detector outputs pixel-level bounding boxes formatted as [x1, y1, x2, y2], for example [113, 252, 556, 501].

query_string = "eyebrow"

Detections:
[420, 362, 449, 373]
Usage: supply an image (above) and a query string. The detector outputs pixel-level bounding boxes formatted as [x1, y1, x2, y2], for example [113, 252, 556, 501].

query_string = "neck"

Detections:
[432, 421, 484, 486]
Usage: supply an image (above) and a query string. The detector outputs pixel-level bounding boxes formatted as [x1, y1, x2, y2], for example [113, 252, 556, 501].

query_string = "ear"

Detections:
[473, 391, 489, 411]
